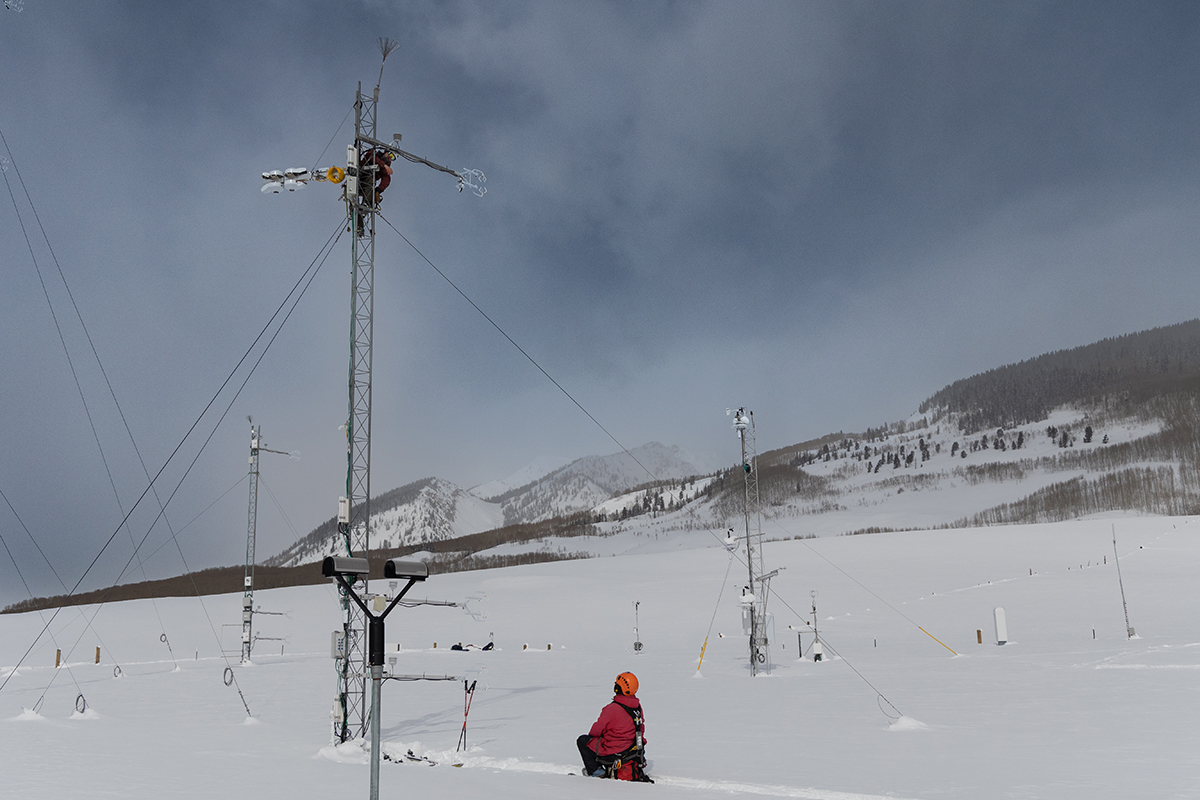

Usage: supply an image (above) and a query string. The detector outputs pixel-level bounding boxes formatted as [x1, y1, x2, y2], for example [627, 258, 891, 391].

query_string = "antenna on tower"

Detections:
[376, 38, 399, 92]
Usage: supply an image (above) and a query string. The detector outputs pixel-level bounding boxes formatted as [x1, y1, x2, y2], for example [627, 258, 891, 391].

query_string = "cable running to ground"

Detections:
[695, 548, 736, 672]
[376, 217, 913, 714]
[138, 474, 248, 566]
[260, 475, 302, 544]
[0, 217, 343, 702]
[2, 139, 133, 684]
[3, 128, 181, 665]
[310, 104, 354, 175]
[0, 491, 91, 703]
[379, 214, 639, 473]
[32, 221, 343, 713]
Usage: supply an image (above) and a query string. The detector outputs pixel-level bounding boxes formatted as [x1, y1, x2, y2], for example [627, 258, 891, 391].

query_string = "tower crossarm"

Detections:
[355, 134, 486, 196]
[356, 134, 460, 178]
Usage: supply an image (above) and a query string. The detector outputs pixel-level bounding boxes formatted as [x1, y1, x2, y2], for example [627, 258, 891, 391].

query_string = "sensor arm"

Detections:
[380, 579, 420, 620]
[356, 134, 461, 178]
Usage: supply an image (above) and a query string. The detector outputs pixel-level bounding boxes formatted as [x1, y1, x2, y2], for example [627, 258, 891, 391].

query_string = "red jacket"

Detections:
[586, 695, 646, 756]
[365, 150, 393, 193]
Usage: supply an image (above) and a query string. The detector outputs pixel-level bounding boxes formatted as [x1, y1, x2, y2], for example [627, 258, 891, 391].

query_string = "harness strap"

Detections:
[595, 703, 646, 768]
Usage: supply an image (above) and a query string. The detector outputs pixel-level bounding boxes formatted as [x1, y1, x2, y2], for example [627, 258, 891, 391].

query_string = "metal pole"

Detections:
[1112, 524, 1134, 638]
[242, 423, 260, 663]
[333, 570, 420, 800]
[369, 661, 382, 800]
[741, 425, 757, 673]
[734, 408, 768, 675]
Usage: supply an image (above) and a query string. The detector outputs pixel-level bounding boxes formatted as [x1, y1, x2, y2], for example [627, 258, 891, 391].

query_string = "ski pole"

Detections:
[457, 680, 477, 752]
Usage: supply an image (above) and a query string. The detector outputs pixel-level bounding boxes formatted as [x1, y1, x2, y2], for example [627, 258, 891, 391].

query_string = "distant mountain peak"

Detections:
[468, 455, 572, 501]
[268, 442, 707, 566]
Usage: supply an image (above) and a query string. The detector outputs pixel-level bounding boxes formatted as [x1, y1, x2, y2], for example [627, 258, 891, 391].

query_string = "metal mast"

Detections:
[332, 76, 380, 744]
[242, 422, 261, 663]
[329, 67, 394, 743]
[242, 419, 294, 664]
[331, 39, 486, 744]
[733, 408, 771, 675]
[1112, 524, 1135, 638]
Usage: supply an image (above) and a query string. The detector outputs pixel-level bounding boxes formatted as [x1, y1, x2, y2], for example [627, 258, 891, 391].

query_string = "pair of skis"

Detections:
[382, 748, 440, 766]
[379, 678, 477, 768]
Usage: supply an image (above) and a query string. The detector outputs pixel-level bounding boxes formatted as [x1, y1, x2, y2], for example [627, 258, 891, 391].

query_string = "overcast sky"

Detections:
[2, 1, 1199, 602]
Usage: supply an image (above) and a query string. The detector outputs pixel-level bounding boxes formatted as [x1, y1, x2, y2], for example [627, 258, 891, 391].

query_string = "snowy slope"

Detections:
[272, 478, 506, 566]
[469, 456, 572, 501]
[450, 406, 1174, 565]
[270, 443, 706, 567]
[2, 514, 1198, 799]
[495, 442, 709, 525]
[768, 406, 1167, 534]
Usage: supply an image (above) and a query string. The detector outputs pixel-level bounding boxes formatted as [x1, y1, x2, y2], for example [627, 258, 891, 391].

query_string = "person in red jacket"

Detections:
[577, 672, 649, 780]
[363, 149, 394, 204]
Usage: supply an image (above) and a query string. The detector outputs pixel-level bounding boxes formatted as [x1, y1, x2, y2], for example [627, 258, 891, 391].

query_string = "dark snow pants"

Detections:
[577, 735, 603, 775]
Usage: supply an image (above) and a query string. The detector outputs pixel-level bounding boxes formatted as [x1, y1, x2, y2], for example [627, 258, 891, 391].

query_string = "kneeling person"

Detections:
[577, 672, 651, 781]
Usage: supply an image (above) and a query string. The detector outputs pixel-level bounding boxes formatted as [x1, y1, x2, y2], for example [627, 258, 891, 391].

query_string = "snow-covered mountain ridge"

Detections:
[267, 478, 505, 567]
[489, 442, 708, 525]
[267, 442, 707, 567]
[269, 320, 1200, 569]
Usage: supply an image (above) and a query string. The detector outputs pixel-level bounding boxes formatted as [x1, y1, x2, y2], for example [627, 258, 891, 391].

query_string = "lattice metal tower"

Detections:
[732, 408, 771, 675]
[242, 422, 261, 663]
[242, 420, 293, 664]
[331, 41, 485, 743]
[332, 78, 380, 744]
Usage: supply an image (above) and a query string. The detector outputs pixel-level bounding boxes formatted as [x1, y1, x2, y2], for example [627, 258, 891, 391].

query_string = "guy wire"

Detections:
[378, 218, 916, 716]
[35, 222, 342, 714]
[2, 218, 343, 704]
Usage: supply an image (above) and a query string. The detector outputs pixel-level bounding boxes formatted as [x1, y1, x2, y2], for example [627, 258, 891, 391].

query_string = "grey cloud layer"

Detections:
[1, 1, 1198, 599]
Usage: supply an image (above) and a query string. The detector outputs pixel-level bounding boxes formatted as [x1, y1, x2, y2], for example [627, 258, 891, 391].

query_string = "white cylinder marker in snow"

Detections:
[994, 607, 1008, 645]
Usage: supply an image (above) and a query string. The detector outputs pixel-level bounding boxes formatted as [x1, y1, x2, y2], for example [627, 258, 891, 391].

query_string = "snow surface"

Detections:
[3, 515, 1199, 798]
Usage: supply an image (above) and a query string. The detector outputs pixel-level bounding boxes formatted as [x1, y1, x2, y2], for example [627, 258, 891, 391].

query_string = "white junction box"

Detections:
[331, 630, 347, 659]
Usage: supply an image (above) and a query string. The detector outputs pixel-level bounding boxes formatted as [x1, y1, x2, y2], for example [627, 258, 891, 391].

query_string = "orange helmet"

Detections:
[614, 672, 638, 696]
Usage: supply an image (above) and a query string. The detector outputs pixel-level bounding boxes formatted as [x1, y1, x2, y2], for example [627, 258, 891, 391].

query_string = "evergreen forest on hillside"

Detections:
[919, 319, 1200, 433]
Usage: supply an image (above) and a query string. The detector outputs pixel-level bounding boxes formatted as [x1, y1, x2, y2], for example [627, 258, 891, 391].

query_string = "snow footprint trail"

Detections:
[339, 742, 929, 799]
[449, 753, 929, 799]
[653, 775, 927, 799]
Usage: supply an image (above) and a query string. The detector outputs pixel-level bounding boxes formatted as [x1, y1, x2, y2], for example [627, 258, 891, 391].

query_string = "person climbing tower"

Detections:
[576, 672, 652, 781]
[365, 148, 394, 204]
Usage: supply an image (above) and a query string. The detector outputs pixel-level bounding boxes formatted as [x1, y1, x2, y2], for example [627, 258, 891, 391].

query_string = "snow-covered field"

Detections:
[3, 514, 1198, 799]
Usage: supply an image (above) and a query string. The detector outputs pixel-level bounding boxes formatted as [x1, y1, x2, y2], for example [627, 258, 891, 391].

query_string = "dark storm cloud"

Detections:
[2, 1, 1200, 602]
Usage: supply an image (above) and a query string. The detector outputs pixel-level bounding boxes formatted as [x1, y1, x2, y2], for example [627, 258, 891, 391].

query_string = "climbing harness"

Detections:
[594, 703, 653, 783]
